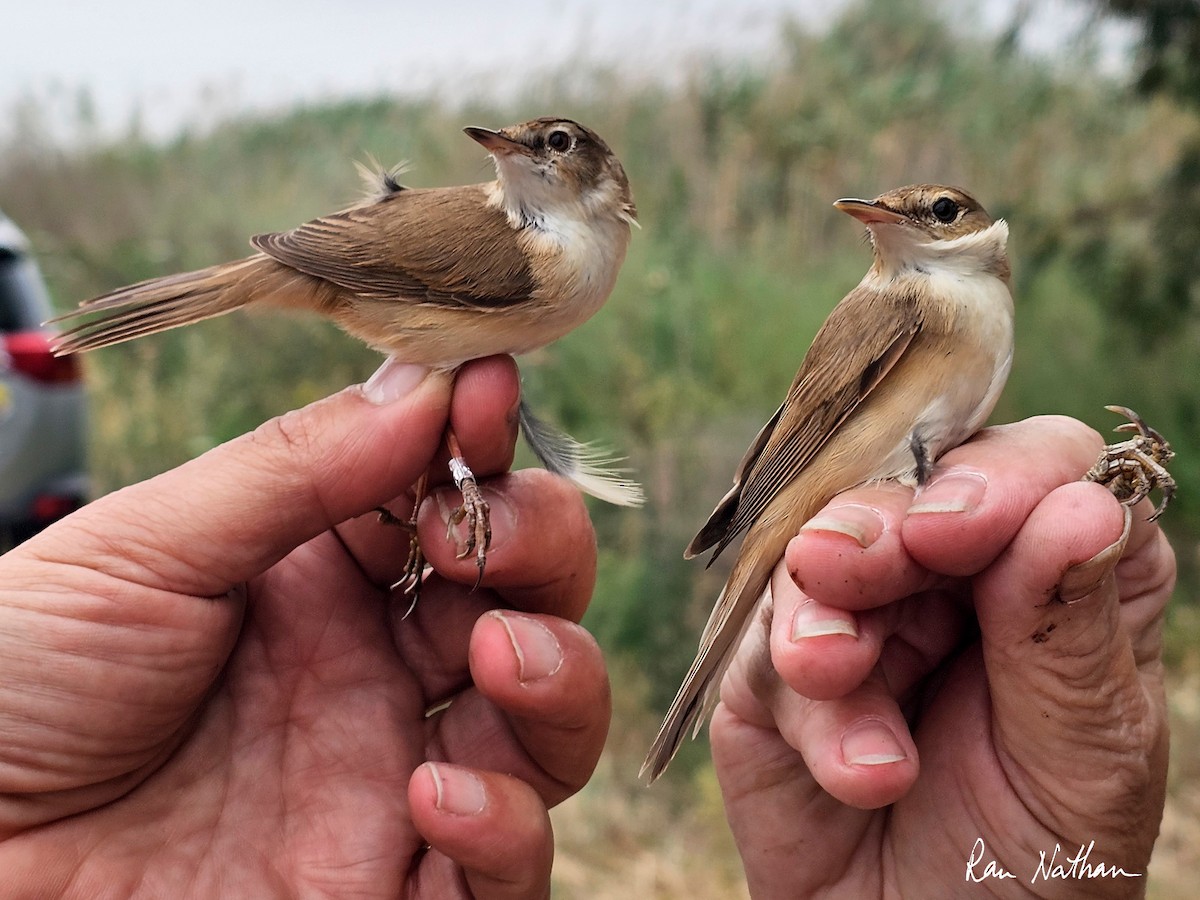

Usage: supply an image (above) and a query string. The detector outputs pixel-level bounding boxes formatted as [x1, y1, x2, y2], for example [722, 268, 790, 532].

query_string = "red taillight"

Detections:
[29, 492, 83, 523]
[3, 331, 81, 384]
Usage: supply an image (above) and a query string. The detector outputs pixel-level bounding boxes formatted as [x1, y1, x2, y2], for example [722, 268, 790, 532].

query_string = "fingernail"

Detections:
[791, 599, 859, 641]
[362, 358, 430, 404]
[908, 471, 988, 515]
[492, 611, 563, 682]
[842, 719, 907, 766]
[800, 503, 885, 548]
[425, 763, 487, 816]
[1059, 506, 1132, 604]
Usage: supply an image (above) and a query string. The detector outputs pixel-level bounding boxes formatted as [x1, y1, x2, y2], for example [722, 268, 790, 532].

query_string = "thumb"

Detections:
[33, 359, 450, 595]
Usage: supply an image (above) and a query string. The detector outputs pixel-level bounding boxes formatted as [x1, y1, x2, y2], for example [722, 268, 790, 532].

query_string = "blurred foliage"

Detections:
[1068, 0, 1200, 345]
[2, 0, 1198, 739]
[1096, 0, 1200, 104]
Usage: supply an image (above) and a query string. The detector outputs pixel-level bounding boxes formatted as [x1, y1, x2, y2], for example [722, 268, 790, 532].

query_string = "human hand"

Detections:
[0, 355, 609, 899]
[711, 415, 1173, 898]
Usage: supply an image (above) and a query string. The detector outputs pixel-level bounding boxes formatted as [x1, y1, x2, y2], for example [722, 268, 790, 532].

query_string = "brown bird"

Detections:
[642, 185, 1014, 781]
[51, 117, 644, 587]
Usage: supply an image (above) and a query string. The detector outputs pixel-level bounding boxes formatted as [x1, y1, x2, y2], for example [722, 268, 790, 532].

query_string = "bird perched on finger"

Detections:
[642, 184, 1014, 781]
[51, 117, 644, 590]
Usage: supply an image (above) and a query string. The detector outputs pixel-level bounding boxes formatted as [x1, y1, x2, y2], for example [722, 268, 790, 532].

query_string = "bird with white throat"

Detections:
[51, 117, 644, 591]
[642, 184, 1013, 781]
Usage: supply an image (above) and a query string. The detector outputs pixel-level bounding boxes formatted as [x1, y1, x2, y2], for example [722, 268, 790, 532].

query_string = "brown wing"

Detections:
[251, 184, 535, 309]
[692, 285, 924, 562]
[684, 400, 785, 559]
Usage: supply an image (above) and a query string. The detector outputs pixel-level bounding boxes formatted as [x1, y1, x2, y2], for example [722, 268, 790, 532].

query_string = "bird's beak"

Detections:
[834, 198, 909, 226]
[463, 126, 530, 157]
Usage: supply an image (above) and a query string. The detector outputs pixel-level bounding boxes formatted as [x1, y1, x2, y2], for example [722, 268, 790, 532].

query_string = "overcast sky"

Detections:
[5, 0, 1125, 141]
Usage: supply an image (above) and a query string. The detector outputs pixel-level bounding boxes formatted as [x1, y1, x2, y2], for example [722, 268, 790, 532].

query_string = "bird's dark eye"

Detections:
[932, 197, 959, 223]
[547, 130, 571, 151]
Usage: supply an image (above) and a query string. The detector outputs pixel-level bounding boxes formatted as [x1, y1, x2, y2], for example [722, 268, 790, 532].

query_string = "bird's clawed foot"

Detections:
[376, 471, 429, 607]
[375, 433, 492, 603]
[1083, 405, 1176, 521]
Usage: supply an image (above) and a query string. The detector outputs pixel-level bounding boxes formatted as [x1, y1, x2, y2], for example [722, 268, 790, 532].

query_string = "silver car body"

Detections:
[0, 211, 88, 546]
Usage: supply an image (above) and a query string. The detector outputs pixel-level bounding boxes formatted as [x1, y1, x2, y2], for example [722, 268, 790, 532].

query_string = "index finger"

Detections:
[783, 415, 1104, 612]
[418, 469, 598, 623]
[901, 414, 1103, 576]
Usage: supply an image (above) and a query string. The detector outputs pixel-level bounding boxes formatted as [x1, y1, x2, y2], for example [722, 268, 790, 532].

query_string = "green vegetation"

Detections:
[3, 0, 1198, 893]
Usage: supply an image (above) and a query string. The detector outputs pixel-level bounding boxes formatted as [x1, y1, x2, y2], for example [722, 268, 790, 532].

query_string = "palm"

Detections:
[0, 358, 609, 898]
[0, 538, 474, 893]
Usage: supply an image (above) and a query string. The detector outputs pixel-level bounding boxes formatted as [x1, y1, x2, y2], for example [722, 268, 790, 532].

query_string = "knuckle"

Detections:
[252, 408, 321, 459]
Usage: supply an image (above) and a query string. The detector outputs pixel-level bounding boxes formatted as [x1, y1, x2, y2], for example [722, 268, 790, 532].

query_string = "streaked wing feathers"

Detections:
[685, 400, 785, 560]
[696, 287, 923, 561]
[251, 185, 535, 309]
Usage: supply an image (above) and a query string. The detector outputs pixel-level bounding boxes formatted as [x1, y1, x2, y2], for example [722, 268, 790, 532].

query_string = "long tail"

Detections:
[49, 254, 290, 354]
[518, 399, 644, 507]
[640, 543, 777, 782]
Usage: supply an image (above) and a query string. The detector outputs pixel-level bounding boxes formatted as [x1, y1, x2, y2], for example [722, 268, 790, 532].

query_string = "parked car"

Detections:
[0, 210, 88, 550]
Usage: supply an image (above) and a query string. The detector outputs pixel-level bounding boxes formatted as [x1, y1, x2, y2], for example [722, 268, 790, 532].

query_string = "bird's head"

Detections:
[835, 184, 1009, 283]
[465, 117, 637, 230]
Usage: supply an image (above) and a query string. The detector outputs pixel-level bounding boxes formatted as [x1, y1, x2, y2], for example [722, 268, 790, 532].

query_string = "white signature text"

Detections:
[965, 837, 1143, 885]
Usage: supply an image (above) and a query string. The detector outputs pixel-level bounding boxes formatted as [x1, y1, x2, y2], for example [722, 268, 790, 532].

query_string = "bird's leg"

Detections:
[376, 469, 430, 601]
[444, 428, 491, 589]
[374, 427, 491, 599]
[910, 433, 933, 486]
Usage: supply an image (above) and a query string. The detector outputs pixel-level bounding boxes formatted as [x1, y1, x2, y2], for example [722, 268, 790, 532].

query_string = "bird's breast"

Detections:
[518, 211, 631, 342]
[869, 272, 1014, 481]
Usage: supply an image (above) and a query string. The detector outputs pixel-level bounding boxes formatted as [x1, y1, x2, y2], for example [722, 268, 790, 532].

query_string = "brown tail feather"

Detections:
[50, 255, 287, 354]
[640, 546, 777, 782]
